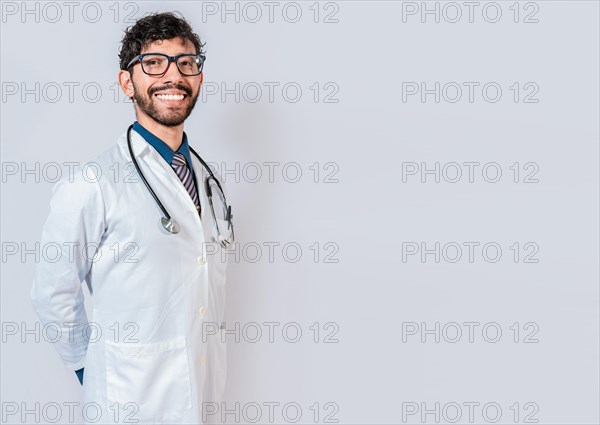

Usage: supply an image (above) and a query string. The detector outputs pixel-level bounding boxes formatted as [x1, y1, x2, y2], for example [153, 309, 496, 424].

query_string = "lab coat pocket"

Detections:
[105, 336, 192, 423]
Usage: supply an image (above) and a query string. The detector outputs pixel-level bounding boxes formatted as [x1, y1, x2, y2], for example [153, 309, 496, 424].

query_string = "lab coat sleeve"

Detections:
[30, 165, 106, 372]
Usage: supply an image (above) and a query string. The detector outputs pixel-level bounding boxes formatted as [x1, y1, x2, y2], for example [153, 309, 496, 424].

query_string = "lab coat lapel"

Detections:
[190, 150, 210, 226]
[126, 130, 199, 221]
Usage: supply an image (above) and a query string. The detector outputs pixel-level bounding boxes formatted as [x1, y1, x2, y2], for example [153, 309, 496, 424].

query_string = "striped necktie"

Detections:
[171, 152, 201, 214]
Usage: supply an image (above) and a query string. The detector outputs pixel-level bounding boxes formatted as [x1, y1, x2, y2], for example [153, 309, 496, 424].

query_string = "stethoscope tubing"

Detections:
[127, 125, 174, 221]
[125, 124, 229, 233]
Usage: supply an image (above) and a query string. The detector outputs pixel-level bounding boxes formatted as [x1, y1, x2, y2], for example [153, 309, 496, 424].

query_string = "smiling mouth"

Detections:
[155, 93, 186, 101]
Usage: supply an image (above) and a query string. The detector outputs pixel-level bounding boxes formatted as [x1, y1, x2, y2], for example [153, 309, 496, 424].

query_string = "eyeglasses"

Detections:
[126, 53, 205, 76]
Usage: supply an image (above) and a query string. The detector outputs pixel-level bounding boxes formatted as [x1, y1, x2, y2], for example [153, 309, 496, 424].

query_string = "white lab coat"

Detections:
[30, 128, 230, 424]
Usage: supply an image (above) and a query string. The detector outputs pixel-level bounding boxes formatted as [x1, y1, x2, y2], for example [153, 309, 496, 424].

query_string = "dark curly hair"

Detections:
[118, 11, 205, 72]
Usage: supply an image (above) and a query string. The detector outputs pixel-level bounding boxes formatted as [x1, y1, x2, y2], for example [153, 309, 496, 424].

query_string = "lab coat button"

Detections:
[197, 256, 206, 264]
[198, 307, 205, 316]
[198, 355, 205, 366]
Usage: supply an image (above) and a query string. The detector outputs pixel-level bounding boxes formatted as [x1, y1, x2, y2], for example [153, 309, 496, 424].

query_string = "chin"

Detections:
[155, 117, 186, 127]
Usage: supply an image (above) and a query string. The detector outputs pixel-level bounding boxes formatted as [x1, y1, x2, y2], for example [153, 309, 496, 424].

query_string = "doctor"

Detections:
[30, 12, 232, 424]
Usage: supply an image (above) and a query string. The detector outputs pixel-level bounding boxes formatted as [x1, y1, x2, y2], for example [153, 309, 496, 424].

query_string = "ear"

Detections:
[199, 71, 204, 88]
[118, 69, 135, 99]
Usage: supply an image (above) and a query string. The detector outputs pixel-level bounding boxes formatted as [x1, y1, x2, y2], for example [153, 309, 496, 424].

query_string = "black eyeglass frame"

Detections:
[126, 53, 206, 76]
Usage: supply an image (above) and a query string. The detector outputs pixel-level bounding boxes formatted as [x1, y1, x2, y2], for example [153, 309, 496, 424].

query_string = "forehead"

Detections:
[141, 37, 196, 54]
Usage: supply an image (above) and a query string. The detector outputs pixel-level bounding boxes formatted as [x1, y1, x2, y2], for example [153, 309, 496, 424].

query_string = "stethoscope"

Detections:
[126, 124, 234, 247]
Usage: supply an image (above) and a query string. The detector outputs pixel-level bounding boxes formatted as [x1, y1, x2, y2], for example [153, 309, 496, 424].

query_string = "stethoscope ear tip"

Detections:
[214, 234, 233, 249]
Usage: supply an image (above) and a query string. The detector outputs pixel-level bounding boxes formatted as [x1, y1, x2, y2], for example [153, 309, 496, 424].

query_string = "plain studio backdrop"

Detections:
[1, 1, 599, 424]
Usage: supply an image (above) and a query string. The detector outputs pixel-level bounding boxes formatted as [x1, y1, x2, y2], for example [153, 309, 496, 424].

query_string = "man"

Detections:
[30, 12, 232, 424]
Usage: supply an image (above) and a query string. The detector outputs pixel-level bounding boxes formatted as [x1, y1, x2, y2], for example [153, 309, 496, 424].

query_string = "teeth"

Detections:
[156, 94, 185, 100]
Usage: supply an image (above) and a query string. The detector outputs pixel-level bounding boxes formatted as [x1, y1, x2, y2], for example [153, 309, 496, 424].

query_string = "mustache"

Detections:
[149, 84, 192, 97]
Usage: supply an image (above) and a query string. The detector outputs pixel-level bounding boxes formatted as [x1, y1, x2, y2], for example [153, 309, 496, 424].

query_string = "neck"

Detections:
[137, 114, 184, 152]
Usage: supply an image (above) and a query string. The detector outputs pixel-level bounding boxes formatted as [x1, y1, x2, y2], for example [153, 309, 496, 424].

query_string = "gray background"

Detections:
[1, 1, 599, 424]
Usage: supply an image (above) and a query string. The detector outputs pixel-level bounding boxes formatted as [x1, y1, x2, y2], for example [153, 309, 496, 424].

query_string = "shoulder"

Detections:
[48, 136, 125, 209]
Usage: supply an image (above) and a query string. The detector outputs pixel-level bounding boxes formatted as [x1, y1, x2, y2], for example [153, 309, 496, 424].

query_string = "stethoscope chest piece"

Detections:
[161, 217, 180, 234]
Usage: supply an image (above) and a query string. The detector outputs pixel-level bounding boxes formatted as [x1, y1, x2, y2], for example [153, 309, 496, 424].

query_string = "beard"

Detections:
[132, 81, 199, 127]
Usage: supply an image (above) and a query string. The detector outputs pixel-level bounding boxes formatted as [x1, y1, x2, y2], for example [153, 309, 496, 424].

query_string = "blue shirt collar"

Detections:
[132, 121, 194, 171]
